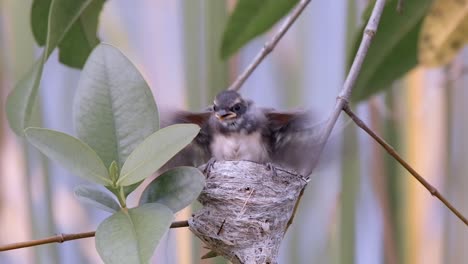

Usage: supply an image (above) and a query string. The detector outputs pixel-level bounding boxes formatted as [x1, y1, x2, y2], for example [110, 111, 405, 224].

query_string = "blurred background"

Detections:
[0, 0, 466, 263]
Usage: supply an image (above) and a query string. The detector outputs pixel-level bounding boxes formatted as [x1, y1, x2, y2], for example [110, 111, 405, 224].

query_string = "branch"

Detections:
[311, 0, 387, 171]
[227, 0, 312, 92]
[342, 105, 468, 226]
[285, 0, 387, 232]
[0, 220, 189, 252]
[297, 0, 466, 227]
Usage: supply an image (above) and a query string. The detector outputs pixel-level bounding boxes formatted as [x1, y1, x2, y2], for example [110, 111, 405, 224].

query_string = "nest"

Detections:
[189, 161, 309, 264]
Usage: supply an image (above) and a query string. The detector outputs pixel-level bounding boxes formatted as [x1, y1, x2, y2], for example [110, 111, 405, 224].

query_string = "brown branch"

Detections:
[227, 0, 312, 92]
[0, 220, 189, 252]
[343, 104, 468, 226]
[0, 232, 96, 252]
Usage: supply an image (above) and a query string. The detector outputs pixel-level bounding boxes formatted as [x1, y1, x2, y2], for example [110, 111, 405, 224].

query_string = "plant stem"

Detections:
[117, 187, 127, 209]
[342, 105, 468, 226]
[0, 221, 190, 251]
[310, 0, 387, 176]
[227, 0, 312, 92]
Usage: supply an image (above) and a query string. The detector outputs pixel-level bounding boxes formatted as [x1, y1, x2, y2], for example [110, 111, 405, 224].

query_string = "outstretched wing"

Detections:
[160, 110, 212, 169]
[265, 110, 328, 176]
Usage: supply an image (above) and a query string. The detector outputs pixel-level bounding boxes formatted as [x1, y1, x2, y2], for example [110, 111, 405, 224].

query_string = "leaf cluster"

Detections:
[25, 44, 205, 263]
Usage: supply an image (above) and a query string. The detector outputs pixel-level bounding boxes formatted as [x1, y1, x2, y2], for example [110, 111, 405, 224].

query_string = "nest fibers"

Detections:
[189, 160, 309, 264]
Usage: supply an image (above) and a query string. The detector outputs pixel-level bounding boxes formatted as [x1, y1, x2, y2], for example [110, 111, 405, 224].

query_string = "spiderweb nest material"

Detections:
[189, 160, 309, 264]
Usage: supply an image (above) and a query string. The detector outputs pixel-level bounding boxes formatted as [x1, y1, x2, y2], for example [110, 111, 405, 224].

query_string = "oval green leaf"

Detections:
[139, 167, 205, 212]
[6, 59, 43, 135]
[95, 203, 174, 264]
[7, 0, 100, 136]
[73, 43, 159, 169]
[25, 127, 111, 185]
[220, 0, 298, 59]
[31, 0, 104, 68]
[74, 185, 120, 213]
[349, 0, 433, 101]
[117, 124, 200, 186]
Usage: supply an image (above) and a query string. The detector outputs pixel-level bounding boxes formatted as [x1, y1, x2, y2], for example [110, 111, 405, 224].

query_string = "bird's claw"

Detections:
[265, 162, 278, 177]
[203, 158, 217, 176]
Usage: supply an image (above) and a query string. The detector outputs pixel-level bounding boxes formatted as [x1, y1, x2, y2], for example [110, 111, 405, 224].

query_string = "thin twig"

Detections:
[227, 0, 312, 91]
[217, 219, 227, 235]
[0, 220, 189, 252]
[311, 0, 387, 171]
[342, 105, 468, 226]
[287, 0, 387, 233]
[0, 232, 96, 252]
[239, 187, 255, 215]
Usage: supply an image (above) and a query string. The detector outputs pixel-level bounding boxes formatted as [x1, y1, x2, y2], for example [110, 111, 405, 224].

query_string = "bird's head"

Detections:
[212, 90, 249, 132]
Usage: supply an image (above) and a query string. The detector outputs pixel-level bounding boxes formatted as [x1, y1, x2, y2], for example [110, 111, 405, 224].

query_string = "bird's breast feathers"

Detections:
[210, 131, 269, 163]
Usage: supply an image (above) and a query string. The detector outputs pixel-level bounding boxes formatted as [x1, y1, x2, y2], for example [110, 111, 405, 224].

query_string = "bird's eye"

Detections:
[232, 104, 241, 112]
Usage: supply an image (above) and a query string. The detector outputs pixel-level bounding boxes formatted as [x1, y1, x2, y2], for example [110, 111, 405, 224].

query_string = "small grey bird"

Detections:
[164, 90, 325, 175]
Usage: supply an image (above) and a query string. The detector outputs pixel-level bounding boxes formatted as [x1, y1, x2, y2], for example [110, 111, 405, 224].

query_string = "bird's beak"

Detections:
[215, 110, 237, 120]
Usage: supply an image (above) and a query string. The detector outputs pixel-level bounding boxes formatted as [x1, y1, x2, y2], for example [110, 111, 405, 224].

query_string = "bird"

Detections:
[163, 90, 326, 176]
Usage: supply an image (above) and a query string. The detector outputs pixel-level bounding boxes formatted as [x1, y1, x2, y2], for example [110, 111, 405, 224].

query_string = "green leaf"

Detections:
[123, 181, 143, 197]
[73, 43, 159, 169]
[95, 203, 174, 264]
[31, 0, 104, 68]
[349, 0, 433, 101]
[139, 167, 205, 212]
[74, 185, 120, 213]
[30, 0, 50, 46]
[220, 0, 299, 59]
[6, 59, 43, 135]
[117, 124, 200, 186]
[24, 127, 111, 185]
[7, 0, 100, 136]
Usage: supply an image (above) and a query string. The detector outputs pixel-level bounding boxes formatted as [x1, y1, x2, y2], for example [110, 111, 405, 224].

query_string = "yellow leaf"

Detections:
[419, 0, 468, 67]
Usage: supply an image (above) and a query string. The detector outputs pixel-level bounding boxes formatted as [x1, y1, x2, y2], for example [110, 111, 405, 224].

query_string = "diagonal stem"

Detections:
[228, 0, 312, 92]
[310, 0, 387, 172]
[343, 104, 468, 226]
[287, 0, 388, 232]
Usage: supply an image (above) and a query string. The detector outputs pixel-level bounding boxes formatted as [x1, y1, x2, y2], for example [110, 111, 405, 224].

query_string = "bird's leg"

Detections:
[203, 158, 217, 177]
[265, 162, 278, 177]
